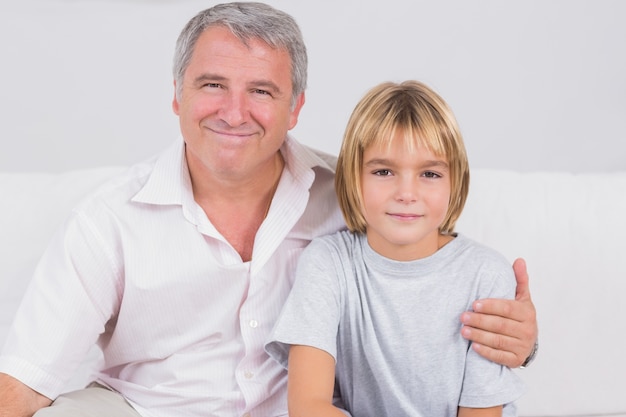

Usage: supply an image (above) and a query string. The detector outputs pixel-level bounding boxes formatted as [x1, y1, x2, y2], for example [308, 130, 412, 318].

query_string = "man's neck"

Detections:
[189, 152, 285, 261]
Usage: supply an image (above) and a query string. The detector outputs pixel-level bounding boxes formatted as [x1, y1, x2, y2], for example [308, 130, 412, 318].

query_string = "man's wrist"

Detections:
[520, 339, 539, 368]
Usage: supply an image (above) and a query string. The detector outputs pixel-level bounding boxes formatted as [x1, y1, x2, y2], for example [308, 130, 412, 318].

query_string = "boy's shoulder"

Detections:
[449, 234, 514, 276]
[305, 229, 364, 258]
[312, 229, 361, 247]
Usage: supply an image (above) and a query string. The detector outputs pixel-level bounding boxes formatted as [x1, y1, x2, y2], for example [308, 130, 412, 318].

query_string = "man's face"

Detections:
[173, 25, 304, 182]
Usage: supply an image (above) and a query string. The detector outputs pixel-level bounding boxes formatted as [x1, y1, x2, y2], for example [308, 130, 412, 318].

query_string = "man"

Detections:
[0, 3, 537, 416]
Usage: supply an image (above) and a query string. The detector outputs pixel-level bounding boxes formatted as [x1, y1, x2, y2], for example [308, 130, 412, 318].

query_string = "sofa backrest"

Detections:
[1, 167, 625, 416]
[456, 169, 626, 416]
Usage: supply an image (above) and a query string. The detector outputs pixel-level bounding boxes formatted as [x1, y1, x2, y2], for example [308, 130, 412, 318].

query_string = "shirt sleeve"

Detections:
[265, 237, 342, 369]
[0, 209, 121, 399]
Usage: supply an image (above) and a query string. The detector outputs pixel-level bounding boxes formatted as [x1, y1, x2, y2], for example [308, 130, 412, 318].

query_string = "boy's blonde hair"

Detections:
[335, 80, 470, 235]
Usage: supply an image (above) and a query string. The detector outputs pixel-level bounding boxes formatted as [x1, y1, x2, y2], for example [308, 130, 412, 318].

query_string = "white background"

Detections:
[1, 0, 624, 173]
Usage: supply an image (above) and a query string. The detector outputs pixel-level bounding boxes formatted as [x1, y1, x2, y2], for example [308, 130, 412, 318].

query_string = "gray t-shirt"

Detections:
[266, 231, 524, 416]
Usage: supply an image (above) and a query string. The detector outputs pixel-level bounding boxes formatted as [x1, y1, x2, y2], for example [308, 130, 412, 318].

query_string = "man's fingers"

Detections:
[463, 300, 536, 341]
[461, 310, 521, 342]
[471, 298, 524, 323]
[461, 304, 537, 368]
[467, 341, 522, 369]
[460, 324, 527, 368]
[460, 259, 539, 368]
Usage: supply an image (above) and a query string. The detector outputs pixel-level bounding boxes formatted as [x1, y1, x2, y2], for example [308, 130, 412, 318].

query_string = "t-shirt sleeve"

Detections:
[265, 237, 342, 368]
[459, 250, 526, 412]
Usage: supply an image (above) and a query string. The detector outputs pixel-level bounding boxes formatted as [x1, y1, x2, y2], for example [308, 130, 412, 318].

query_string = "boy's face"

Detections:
[360, 134, 451, 261]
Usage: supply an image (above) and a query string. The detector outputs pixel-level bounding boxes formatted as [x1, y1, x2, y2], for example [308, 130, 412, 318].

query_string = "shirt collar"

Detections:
[281, 134, 336, 187]
[131, 137, 190, 206]
[130, 134, 336, 206]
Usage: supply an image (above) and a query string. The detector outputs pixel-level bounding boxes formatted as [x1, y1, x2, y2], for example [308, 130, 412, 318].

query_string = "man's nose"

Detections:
[219, 91, 247, 127]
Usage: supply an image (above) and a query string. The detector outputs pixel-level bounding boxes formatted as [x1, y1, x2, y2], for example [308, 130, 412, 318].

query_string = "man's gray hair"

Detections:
[173, 2, 308, 107]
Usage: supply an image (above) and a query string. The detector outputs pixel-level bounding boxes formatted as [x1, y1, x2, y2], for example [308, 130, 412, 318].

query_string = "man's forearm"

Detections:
[0, 373, 51, 417]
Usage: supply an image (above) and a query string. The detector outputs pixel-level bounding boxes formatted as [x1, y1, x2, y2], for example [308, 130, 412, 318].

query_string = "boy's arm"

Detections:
[0, 372, 52, 417]
[460, 258, 538, 368]
[288, 345, 346, 417]
[458, 405, 503, 417]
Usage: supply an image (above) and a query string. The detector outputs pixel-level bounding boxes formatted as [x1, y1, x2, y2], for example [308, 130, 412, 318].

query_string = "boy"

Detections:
[266, 80, 525, 416]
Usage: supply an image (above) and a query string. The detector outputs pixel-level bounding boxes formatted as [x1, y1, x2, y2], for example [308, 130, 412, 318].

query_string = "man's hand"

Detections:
[0, 372, 51, 417]
[460, 258, 538, 368]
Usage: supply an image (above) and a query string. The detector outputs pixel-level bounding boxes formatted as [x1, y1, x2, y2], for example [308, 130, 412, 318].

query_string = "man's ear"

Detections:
[172, 80, 180, 115]
[288, 92, 306, 130]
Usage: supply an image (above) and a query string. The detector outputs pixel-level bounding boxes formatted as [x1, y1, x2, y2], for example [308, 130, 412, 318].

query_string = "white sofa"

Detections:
[1, 166, 625, 416]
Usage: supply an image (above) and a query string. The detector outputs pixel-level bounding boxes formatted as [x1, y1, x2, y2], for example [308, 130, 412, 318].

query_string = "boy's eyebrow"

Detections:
[421, 160, 450, 169]
[363, 158, 393, 167]
[363, 158, 449, 169]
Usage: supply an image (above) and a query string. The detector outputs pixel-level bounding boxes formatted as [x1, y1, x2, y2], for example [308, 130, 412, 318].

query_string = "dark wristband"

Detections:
[520, 339, 539, 368]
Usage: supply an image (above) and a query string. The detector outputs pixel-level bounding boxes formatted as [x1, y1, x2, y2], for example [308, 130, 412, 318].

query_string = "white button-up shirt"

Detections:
[0, 136, 345, 417]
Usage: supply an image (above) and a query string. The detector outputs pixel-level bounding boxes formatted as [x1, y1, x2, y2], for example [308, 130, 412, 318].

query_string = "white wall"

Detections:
[1, 0, 625, 173]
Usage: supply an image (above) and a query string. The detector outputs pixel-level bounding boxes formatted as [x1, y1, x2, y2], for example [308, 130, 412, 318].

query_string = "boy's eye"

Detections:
[373, 169, 392, 176]
[423, 171, 441, 178]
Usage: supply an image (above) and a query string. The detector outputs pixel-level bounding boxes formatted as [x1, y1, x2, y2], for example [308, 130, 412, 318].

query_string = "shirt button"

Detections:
[244, 371, 254, 379]
[249, 319, 259, 328]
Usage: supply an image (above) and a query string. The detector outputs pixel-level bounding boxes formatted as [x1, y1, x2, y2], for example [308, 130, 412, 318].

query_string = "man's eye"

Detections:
[254, 89, 271, 96]
[204, 83, 221, 88]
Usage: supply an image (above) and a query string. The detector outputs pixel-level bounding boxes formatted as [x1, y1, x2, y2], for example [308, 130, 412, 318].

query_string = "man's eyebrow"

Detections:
[192, 73, 282, 94]
[250, 80, 282, 94]
[193, 73, 226, 85]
